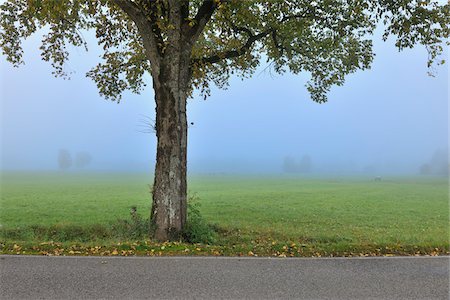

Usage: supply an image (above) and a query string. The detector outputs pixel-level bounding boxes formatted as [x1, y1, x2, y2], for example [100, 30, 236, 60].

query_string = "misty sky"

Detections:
[0, 28, 448, 174]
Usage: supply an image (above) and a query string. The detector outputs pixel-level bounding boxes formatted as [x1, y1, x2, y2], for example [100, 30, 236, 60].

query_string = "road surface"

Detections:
[1, 255, 448, 299]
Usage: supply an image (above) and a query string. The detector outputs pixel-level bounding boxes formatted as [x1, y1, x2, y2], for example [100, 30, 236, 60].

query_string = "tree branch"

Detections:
[180, 0, 190, 20]
[112, 0, 162, 69]
[194, 28, 273, 64]
[271, 30, 286, 56]
[189, 0, 225, 43]
[192, 7, 319, 66]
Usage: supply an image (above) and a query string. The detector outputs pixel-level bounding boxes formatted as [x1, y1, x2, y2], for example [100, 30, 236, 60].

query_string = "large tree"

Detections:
[1, 0, 448, 240]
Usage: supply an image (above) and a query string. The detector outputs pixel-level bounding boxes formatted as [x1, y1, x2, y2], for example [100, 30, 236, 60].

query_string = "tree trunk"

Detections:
[150, 49, 190, 241]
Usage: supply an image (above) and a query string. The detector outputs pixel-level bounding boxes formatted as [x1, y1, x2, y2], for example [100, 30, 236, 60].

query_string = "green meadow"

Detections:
[0, 172, 448, 256]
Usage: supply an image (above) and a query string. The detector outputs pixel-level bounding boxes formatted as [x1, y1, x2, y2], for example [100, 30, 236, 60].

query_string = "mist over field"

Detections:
[1, 31, 448, 176]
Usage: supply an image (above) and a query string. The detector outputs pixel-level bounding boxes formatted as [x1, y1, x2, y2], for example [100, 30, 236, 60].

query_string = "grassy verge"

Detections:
[1, 172, 449, 257]
[2, 239, 447, 257]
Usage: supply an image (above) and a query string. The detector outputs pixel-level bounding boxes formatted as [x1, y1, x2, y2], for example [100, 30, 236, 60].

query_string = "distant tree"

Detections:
[419, 163, 431, 175]
[75, 152, 92, 168]
[283, 154, 312, 173]
[58, 149, 72, 171]
[1, 0, 448, 240]
[419, 149, 449, 176]
[430, 149, 448, 176]
[298, 155, 312, 173]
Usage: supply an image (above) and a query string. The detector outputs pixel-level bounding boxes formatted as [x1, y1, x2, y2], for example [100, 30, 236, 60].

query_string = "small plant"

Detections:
[111, 206, 152, 240]
[182, 194, 216, 244]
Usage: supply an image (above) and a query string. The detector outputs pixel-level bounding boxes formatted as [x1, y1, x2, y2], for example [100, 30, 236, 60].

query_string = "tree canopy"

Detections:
[1, 0, 448, 104]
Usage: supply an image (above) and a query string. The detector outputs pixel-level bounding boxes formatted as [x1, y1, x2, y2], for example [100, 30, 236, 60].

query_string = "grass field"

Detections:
[1, 172, 448, 256]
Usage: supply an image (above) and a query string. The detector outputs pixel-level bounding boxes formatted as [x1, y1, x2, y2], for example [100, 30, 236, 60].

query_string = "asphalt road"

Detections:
[1, 255, 448, 299]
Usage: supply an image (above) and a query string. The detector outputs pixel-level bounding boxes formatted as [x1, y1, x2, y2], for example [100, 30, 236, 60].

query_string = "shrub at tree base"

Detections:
[182, 195, 217, 244]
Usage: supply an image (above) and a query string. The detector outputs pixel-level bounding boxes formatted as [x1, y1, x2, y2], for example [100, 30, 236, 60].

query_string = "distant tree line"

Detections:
[58, 149, 92, 171]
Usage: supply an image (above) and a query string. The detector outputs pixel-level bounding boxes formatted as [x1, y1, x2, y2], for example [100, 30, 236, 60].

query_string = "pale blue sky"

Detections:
[0, 29, 448, 174]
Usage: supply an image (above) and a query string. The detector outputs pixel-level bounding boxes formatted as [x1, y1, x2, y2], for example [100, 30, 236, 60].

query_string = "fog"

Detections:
[1, 31, 448, 176]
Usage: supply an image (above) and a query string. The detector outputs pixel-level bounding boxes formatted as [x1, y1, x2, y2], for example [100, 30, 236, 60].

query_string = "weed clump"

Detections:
[182, 194, 216, 244]
[111, 206, 153, 240]
[114, 195, 217, 244]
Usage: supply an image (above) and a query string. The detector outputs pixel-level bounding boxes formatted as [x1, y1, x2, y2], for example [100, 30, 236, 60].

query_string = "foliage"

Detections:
[419, 149, 449, 176]
[1, 0, 448, 102]
[74, 152, 92, 168]
[111, 206, 153, 239]
[57, 149, 72, 170]
[182, 193, 217, 244]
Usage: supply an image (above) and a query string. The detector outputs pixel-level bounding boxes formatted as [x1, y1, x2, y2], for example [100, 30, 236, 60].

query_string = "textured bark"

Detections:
[151, 63, 189, 240]
[149, 2, 192, 241]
